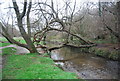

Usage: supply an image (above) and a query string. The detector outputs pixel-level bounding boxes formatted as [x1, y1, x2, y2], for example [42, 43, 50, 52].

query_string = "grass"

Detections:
[92, 39, 117, 44]
[1, 47, 17, 55]
[0, 43, 11, 47]
[3, 54, 77, 79]
[14, 38, 26, 44]
[0, 37, 26, 44]
[0, 37, 8, 41]
[94, 40, 110, 44]
[1, 42, 78, 79]
[0, 37, 11, 47]
[0, 37, 44, 45]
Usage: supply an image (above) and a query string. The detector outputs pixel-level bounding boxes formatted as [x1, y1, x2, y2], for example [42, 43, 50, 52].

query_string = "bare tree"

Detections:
[1, 0, 38, 53]
[1, 0, 96, 53]
[33, 0, 96, 51]
[101, 1, 120, 42]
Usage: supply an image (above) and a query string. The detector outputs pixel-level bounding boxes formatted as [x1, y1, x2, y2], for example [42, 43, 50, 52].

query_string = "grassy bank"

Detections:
[0, 43, 11, 47]
[89, 47, 119, 60]
[3, 54, 77, 79]
[79, 47, 119, 61]
[1, 41, 78, 79]
[1, 47, 17, 55]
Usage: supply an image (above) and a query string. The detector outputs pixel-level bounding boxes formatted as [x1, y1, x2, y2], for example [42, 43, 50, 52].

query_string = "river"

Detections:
[51, 46, 119, 79]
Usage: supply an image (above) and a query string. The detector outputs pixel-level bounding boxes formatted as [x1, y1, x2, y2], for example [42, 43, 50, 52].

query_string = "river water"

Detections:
[51, 46, 119, 79]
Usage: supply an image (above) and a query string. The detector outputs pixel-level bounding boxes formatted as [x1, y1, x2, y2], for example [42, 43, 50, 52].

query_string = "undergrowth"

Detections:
[3, 54, 77, 79]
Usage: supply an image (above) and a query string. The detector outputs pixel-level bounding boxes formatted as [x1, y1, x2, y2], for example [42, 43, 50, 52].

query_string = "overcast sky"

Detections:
[0, 0, 119, 25]
[0, 0, 98, 24]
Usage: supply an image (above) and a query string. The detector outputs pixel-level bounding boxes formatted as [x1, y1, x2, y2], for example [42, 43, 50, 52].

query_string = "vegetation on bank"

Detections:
[89, 47, 119, 60]
[79, 48, 119, 60]
[78, 43, 119, 60]
[1, 37, 119, 80]
[67, 39, 119, 60]
[1, 41, 78, 79]
[1, 47, 17, 55]
[0, 43, 11, 47]
[92, 40, 119, 60]
[1, 37, 119, 61]
[3, 54, 77, 79]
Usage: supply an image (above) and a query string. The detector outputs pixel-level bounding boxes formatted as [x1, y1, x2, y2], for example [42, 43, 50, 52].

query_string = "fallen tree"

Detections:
[34, 27, 97, 52]
[32, 1, 96, 51]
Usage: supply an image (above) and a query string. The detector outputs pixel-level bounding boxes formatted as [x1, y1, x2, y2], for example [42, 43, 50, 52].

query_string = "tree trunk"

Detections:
[11, 0, 38, 53]
[17, 17, 38, 53]
[116, 1, 120, 42]
[1, 33, 13, 44]
[27, 1, 32, 37]
[0, 22, 28, 49]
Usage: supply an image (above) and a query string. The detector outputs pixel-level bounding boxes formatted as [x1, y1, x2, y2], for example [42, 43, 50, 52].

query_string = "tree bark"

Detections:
[27, 0, 32, 37]
[1, 33, 13, 44]
[9, 0, 38, 53]
[116, 1, 120, 42]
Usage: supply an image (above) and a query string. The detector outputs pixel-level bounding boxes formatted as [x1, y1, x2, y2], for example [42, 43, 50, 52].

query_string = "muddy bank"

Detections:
[46, 41, 119, 60]
[51, 47, 119, 79]
[77, 44, 120, 61]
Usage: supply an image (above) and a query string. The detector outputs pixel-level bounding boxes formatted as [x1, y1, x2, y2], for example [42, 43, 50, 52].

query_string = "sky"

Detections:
[0, 0, 98, 24]
[0, 0, 119, 25]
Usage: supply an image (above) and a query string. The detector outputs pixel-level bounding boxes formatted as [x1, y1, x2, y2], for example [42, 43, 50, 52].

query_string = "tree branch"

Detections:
[12, 0, 20, 17]
[0, 22, 28, 49]
[27, 0, 32, 37]
[21, 0, 27, 18]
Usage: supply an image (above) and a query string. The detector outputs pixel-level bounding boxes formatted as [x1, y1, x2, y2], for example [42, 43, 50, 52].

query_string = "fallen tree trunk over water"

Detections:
[36, 43, 97, 52]
[63, 43, 97, 48]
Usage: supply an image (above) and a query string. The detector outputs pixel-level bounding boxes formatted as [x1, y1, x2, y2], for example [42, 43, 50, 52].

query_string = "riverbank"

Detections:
[51, 47, 119, 79]
[2, 54, 77, 79]
[45, 40, 119, 60]
[79, 44, 119, 61]
[1, 43, 79, 79]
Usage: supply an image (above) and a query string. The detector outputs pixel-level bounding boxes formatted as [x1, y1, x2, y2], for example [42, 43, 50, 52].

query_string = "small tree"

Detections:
[1, 0, 38, 53]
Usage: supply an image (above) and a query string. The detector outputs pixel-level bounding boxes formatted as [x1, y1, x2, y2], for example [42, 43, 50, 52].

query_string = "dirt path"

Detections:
[0, 44, 30, 72]
[0, 45, 30, 54]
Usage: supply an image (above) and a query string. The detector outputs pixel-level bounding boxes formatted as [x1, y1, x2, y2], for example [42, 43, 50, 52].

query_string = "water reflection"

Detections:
[51, 47, 119, 79]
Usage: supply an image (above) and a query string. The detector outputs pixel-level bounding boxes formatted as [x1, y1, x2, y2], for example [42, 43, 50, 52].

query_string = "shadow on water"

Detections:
[51, 46, 119, 79]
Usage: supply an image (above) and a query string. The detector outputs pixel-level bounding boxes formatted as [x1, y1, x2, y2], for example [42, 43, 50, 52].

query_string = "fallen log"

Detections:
[63, 43, 97, 48]
[48, 43, 97, 52]
[48, 45, 65, 52]
[35, 43, 97, 52]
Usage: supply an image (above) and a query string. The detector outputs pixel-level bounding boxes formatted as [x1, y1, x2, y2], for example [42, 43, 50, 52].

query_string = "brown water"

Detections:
[51, 47, 119, 79]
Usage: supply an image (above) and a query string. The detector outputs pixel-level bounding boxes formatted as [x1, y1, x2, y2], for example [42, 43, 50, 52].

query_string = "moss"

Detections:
[80, 47, 119, 60]
[79, 48, 89, 53]
[94, 48, 109, 57]
[88, 47, 119, 60]
[109, 51, 119, 60]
